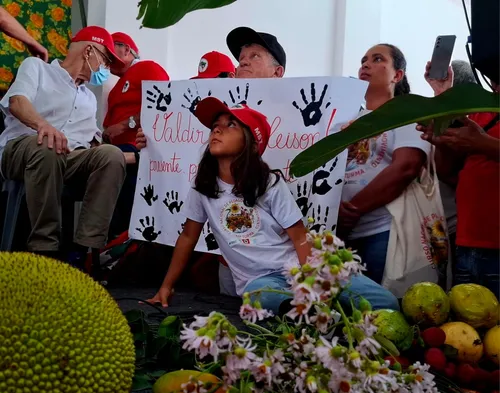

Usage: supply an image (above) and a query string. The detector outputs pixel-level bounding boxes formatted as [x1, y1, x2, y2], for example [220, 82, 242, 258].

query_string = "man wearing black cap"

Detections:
[226, 26, 286, 79]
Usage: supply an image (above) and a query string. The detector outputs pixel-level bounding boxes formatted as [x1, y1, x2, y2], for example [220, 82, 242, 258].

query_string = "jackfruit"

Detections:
[0, 252, 135, 393]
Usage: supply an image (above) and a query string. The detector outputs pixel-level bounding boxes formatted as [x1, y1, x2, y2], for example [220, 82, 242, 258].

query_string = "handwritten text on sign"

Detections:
[129, 77, 367, 252]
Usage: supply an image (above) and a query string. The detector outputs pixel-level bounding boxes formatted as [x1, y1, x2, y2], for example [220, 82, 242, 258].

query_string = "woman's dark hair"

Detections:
[217, 72, 231, 78]
[380, 43, 410, 96]
[195, 121, 279, 207]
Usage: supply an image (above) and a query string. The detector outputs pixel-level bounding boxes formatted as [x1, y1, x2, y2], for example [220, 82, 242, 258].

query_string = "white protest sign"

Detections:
[129, 77, 367, 253]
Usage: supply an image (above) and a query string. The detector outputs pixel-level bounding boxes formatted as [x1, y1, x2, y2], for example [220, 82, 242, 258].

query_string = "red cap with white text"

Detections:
[195, 97, 270, 155]
[72, 26, 124, 65]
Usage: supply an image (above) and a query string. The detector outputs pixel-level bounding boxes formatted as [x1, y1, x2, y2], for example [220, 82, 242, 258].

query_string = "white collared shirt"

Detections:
[0, 57, 102, 163]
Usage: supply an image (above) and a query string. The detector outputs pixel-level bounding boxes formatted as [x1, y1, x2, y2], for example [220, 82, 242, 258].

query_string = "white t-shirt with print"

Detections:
[342, 109, 431, 239]
[184, 176, 303, 295]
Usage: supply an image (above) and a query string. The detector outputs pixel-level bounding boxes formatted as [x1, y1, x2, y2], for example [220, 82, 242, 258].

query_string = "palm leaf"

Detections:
[137, 0, 237, 29]
[290, 83, 500, 177]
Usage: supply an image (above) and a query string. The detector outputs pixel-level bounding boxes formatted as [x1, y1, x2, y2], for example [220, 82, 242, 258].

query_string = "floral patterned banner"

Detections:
[0, 0, 72, 91]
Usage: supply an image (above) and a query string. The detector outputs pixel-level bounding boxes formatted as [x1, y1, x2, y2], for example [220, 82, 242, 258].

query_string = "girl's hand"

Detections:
[424, 61, 453, 96]
[146, 286, 174, 308]
[136, 128, 147, 150]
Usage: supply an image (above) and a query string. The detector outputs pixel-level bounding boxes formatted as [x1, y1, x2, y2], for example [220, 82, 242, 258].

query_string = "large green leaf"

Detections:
[290, 84, 500, 177]
[137, 0, 237, 29]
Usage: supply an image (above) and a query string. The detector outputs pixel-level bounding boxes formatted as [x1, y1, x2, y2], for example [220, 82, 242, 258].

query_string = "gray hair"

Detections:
[451, 60, 476, 86]
[115, 41, 140, 60]
[241, 43, 280, 67]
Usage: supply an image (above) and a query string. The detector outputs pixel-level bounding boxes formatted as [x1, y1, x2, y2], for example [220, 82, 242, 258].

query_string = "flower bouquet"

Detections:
[157, 228, 440, 393]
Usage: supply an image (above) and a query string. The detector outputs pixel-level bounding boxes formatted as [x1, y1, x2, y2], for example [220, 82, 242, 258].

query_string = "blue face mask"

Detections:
[89, 64, 110, 86]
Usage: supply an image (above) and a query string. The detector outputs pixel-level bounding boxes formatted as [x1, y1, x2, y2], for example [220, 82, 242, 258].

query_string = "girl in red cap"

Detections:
[143, 97, 400, 315]
[145, 97, 310, 313]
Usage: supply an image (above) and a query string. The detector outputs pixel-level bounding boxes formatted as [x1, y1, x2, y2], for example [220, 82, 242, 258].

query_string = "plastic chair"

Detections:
[0, 179, 25, 251]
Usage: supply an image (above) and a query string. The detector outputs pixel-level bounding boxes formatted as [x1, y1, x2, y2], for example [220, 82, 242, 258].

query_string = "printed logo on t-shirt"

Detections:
[220, 199, 261, 238]
[345, 133, 388, 178]
[122, 81, 130, 93]
[420, 214, 448, 272]
[199, 58, 208, 73]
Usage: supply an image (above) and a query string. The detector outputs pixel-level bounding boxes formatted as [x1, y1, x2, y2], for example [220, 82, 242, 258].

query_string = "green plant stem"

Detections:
[243, 321, 275, 335]
[247, 288, 294, 297]
[335, 300, 353, 350]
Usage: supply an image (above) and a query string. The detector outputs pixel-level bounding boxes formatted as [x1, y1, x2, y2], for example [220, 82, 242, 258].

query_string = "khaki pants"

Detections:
[1, 135, 126, 251]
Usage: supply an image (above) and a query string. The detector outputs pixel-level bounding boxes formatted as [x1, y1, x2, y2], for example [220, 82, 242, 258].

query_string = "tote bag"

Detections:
[382, 147, 450, 297]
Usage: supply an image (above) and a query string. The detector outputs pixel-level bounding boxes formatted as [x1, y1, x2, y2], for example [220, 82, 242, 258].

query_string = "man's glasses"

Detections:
[92, 46, 112, 68]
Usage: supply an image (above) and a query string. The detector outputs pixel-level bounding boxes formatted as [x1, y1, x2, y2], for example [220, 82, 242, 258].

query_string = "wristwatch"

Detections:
[128, 116, 136, 129]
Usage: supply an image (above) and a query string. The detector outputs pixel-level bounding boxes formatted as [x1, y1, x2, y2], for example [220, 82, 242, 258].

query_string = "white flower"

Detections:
[328, 366, 354, 393]
[356, 336, 381, 357]
[294, 281, 321, 303]
[239, 303, 273, 323]
[225, 337, 257, 370]
[180, 376, 208, 393]
[283, 260, 301, 281]
[181, 332, 219, 361]
[190, 314, 211, 329]
[286, 300, 312, 325]
[355, 313, 378, 337]
[310, 305, 334, 333]
[293, 329, 316, 358]
[403, 362, 439, 393]
[293, 362, 309, 393]
[251, 360, 273, 389]
[269, 349, 288, 378]
[315, 336, 345, 371]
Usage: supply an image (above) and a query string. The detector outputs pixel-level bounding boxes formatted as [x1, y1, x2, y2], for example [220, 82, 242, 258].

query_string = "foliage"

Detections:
[125, 310, 196, 391]
[136, 0, 236, 29]
[290, 84, 500, 177]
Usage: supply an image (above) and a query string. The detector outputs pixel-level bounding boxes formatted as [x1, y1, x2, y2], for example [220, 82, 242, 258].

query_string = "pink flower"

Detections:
[239, 303, 273, 323]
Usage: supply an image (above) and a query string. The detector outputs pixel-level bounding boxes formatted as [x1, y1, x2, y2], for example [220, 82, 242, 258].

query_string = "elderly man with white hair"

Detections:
[0, 26, 126, 267]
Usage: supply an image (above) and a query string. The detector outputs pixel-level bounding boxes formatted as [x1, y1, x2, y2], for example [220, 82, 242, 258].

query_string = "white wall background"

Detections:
[72, 0, 472, 125]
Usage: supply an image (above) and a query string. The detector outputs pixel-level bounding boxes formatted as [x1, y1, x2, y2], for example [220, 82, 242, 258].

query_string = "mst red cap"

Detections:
[112, 32, 139, 54]
[191, 51, 235, 79]
[72, 26, 124, 66]
[195, 97, 270, 155]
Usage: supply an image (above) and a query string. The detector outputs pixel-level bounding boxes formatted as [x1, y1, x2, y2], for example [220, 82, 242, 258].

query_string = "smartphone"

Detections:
[428, 35, 456, 80]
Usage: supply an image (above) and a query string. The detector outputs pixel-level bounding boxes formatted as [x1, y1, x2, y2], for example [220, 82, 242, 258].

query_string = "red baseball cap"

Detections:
[190, 51, 235, 79]
[72, 26, 124, 66]
[195, 97, 270, 155]
[112, 32, 139, 54]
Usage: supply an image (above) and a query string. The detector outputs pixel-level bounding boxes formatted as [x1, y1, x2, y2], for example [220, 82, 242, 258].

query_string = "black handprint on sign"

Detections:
[224, 83, 263, 106]
[163, 190, 184, 214]
[203, 222, 219, 251]
[292, 83, 331, 127]
[140, 184, 158, 206]
[146, 83, 172, 112]
[136, 216, 161, 242]
[181, 87, 212, 115]
[294, 181, 312, 217]
[310, 205, 330, 233]
[312, 157, 339, 196]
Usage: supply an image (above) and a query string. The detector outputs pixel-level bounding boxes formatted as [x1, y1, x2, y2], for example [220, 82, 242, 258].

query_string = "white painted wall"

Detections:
[72, 0, 472, 123]
[378, 0, 470, 96]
